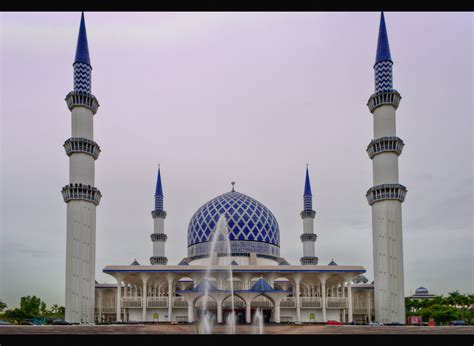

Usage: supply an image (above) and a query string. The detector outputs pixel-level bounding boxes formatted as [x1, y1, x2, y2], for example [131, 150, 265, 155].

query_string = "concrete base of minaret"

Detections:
[372, 200, 405, 323]
[64, 201, 97, 323]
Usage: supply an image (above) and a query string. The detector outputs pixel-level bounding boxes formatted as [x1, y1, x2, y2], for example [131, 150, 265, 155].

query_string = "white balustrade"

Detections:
[121, 297, 143, 308]
[147, 297, 168, 308]
[301, 297, 322, 308]
[326, 297, 347, 308]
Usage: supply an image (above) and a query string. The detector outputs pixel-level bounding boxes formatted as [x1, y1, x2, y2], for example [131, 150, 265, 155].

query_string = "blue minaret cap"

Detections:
[375, 12, 392, 64]
[304, 166, 312, 196]
[155, 166, 163, 197]
[74, 12, 91, 66]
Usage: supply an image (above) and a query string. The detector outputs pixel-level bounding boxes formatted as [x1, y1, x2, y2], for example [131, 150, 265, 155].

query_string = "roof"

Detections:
[192, 278, 219, 292]
[74, 12, 91, 66]
[103, 264, 366, 274]
[375, 12, 392, 64]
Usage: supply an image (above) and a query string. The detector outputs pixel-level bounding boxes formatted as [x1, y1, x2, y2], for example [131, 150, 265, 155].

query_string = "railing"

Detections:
[301, 297, 322, 308]
[280, 297, 296, 308]
[251, 300, 273, 308]
[173, 296, 188, 308]
[326, 297, 347, 308]
[147, 297, 168, 308]
[353, 307, 371, 314]
[222, 300, 245, 308]
[96, 306, 116, 313]
[121, 297, 143, 308]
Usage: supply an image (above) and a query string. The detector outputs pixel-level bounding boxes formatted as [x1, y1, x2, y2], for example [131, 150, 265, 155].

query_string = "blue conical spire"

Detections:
[303, 165, 313, 211]
[375, 12, 392, 64]
[74, 12, 91, 66]
[154, 166, 164, 211]
[304, 166, 312, 196]
[155, 166, 163, 196]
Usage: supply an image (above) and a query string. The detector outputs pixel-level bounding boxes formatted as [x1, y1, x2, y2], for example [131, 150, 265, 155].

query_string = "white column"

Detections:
[321, 282, 327, 322]
[347, 280, 353, 323]
[246, 302, 251, 324]
[97, 290, 103, 324]
[295, 280, 301, 324]
[168, 281, 173, 322]
[116, 279, 122, 322]
[367, 291, 372, 323]
[274, 302, 281, 323]
[188, 300, 194, 323]
[142, 281, 148, 321]
[217, 302, 223, 323]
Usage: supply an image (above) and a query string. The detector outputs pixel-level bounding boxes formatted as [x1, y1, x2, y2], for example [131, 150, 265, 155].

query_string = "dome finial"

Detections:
[231, 181, 235, 192]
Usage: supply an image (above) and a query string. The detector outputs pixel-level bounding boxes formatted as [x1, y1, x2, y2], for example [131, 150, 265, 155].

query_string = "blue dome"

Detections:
[187, 190, 280, 259]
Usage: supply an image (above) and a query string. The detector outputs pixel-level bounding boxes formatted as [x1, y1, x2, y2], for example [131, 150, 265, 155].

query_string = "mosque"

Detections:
[62, 12, 406, 325]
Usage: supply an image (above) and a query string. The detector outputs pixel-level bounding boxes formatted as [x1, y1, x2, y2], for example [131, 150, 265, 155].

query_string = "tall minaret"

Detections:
[62, 13, 101, 324]
[150, 166, 168, 265]
[300, 166, 318, 265]
[366, 12, 407, 324]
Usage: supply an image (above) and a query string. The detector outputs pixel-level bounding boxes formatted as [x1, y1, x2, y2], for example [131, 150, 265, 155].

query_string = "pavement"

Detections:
[1, 324, 473, 334]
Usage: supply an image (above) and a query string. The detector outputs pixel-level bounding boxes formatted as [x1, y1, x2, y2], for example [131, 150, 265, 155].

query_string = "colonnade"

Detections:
[109, 271, 358, 324]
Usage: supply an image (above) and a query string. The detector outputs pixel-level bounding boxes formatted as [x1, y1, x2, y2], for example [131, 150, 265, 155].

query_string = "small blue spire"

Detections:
[304, 165, 312, 196]
[155, 166, 163, 196]
[375, 12, 392, 64]
[74, 12, 91, 66]
[154, 166, 164, 211]
[303, 165, 313, 211]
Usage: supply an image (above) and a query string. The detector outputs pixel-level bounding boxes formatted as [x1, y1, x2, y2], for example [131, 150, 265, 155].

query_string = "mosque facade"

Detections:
[62, 12, 405, 325]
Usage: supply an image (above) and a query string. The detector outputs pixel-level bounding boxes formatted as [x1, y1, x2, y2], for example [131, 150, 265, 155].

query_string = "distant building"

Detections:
[410, 287, 436, 299]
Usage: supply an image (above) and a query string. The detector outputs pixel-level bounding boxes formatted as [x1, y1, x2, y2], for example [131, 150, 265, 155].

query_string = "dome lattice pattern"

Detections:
[188, 191, 280, 248]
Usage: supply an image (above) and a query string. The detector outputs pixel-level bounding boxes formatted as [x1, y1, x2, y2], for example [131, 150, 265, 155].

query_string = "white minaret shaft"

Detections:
[150, 166, 168, 265]
[300, 166, 318, 265]
[366, 12, 406, 324]
[62, 13, 101, 324]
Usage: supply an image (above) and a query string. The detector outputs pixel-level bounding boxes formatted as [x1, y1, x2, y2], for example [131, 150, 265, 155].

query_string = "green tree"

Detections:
[20, 295, 44, 317]
[4, 308, 28, 324]
[0, 299, 7, 312]
[420, 304, 461, 325]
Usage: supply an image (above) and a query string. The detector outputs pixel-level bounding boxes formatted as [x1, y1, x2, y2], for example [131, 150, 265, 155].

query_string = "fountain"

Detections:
[252, 308, 264, 334]
[198, 214, 236, 334]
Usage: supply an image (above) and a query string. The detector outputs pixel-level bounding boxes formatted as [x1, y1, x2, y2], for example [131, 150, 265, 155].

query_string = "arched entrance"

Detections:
[222, 294, 246, 324]
[194, 295, 217, 323]
[251, 295, 274, 323]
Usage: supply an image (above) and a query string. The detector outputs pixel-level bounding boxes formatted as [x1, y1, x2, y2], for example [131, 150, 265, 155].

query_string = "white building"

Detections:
[63, 12, 406, 325]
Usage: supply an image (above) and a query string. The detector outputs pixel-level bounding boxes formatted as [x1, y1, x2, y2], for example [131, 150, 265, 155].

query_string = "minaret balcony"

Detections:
[300, 233, 317, 242]
[300, 256, 319, 265]
[151, 210, 167, 219]
[300, 210, 316, 219]
[367, 90, 401, 113]
[64, 137, 101, 160]
[150, 233, 167, 242]
[366, 183, 407, 205]
[150, 256, 168, 265]
[62, 183, 102, 206]
[367, 136, 404, 159]
[65, 91, 100, 115]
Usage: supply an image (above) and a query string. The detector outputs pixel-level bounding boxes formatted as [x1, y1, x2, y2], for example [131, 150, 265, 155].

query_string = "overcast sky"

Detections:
[1, 12, 472, 309]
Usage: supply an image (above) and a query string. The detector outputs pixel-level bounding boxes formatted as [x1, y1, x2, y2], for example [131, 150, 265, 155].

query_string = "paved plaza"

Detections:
[1, 324, 473, 335]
